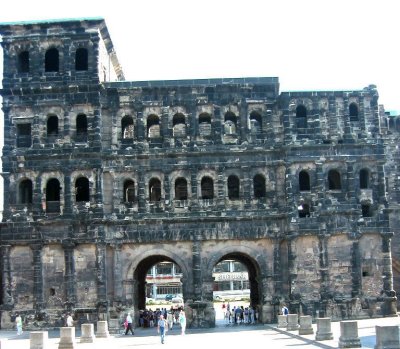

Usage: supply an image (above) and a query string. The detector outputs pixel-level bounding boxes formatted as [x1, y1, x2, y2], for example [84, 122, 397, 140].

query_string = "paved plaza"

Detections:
[0, 315, 399, 349]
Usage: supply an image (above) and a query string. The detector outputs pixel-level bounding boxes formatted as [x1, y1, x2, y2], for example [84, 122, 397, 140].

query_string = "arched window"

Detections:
[361, 204, 372, 217]
[359, 169, 369, 189]
[173, 113, 186, 137]
[253, 174, 266, 198]
[224, 112, 237, 135]
[149, 178, 161, 201]
[76, 114, 88, 139]
[122, 116, 134, 139]
[123, 179, 135, 203]
[147, 114, 160, 138]
[18, 51, 29, 73]
[45, 48, 59, 72]
[328, 169, 341, 190]
[198, 113, 212, 136]
[75, 48, 88, 71]
[349, 103, 359, 121]
[19, 179, 33, 204]
[249, 111, 262, 133]
[296, 105, 307, 128]
[47, 115, 59, 137]
[75, 177, 89, 202]
[228, 175, 240, 200]
[46, 178, 61, 213]
[175, 178, 188, 200]
[298, 203, 310, 218]
[201, 176, 214, 199]
[299, 170, 311, 191]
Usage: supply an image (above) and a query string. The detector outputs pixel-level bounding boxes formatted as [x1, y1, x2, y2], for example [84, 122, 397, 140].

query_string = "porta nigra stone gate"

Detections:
[0, 18, 398, 329]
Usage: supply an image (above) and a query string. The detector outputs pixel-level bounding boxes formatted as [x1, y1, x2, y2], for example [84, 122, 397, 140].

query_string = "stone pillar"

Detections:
[1, 245, 13, 306]
[273, 238, 282, 298]
[315, 317, 333, 341]
[381, 233, 397, 316]
[286, 314, 299, 331]
[137, 169, 146, 213]
[339, 321, 361, 348]
[351, 239, 362, 298]
[277, 315, 287, 328]
[62, 241, 76, 306]
[95, 243, 108, 311]
[58, 327, 75, 349]
[94, 168, 103, 215]
[375, 325, 400, 349]
[161, 106, 169, 147]
[192, 233, 202, 301]
[113, 244, 123, 301]
[213, 105, 221, 144]
[63, 173, 72, 217]
[96, 321, 110, 338]
[318, 234, 329, 304]
[299, 315, 313, 335]
[30, 331, 48, 349]
[80, 323, 95, 343]
[31, 244, 44, 310]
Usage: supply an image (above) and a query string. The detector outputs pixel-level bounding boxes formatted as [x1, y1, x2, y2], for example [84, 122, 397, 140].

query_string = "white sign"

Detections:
[213, 272, 248, 281]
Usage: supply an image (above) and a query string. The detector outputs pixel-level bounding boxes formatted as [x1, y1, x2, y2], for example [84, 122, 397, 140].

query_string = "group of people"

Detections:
[126, 307, 186, 344]
[222, 303, 258, 324]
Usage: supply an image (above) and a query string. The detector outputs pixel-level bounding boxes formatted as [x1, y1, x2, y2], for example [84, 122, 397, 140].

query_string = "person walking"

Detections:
[15, 313, 23, 335]
[157, 314, 168, 344]
[178, 310, 186, 335]
[125, 313, 135, 335]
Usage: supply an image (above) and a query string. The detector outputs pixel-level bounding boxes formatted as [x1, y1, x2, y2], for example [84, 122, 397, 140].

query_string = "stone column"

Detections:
[62, 241, 76, 306]
[94, 168, 103, 215]
[137, 169, 146, 213]
[192, 233, 202, 301]
[1, 245, 13, 306]
[63, 172, 72, 217]
[273, 238, 282, 297]
[318, 234, 330, 305]
[161, 106, 169, 148]
[277, 315, 287, 328]
[346, 161, 356, 205]
[58, 327, 75, 349]
[375, 325, 400, 349]
[343, 97, 353, 142]
[339, 321, 361, 348]
[92, 109, 102, 151]
[96, 321, 110, 338]
[351, 239, 362, 298]
[287, 237, 298, 311]
[30, 331, 49, 349]
[381, 233, 397, 316]
[299, 315, 314, 335]
[95, 243, 108, 307]
[31, 244, 44, 310]
[315, 317, 333, 341]
[213, 105, 222, 144]
[286, 314, 299, 331]
[80, 323, 95, 343]
[113, 244, 123, 301]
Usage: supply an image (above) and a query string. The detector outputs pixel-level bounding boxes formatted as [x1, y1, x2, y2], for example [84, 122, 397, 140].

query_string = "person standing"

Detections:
[157, 314, 168, 344]
[167, 309, 174, 330]
[178, 310, 186, 335]
[15, 313, 23, 335]
[125, 313, 135, 335]
[66, 313, 74, 327]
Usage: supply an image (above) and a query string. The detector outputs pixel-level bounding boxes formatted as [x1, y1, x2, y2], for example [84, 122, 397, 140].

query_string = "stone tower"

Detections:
[0, 18, 397, 329]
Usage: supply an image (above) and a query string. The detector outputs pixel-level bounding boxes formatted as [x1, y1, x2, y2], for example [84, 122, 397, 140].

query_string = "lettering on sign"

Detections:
[213, 272, 248, 281]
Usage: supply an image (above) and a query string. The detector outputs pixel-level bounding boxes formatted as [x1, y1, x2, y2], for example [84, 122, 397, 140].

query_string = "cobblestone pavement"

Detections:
[0, 316, 399, 349]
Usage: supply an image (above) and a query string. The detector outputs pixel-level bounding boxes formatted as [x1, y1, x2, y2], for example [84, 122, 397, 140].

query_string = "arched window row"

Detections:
[297, 168, 372, 191]
[16, 47, 89, 74]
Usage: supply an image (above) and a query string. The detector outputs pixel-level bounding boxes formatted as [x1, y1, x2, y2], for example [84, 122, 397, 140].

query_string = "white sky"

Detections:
[0, 0, 398, 110]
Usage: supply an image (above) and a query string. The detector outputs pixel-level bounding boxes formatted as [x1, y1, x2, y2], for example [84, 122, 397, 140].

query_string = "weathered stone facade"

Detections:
[0, 18, 397, 329]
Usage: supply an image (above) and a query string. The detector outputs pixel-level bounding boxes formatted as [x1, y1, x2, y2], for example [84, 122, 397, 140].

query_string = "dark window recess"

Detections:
[201, 177, 214, 199]
[361, 204, 372, 217]
[298, 203, 310, 218]
[299, 170, 311, 191]
[250, 111, 262, 132]
[47, 115, 59, 136]
[121, 116, 134, 139]
[75, 177, 90, 202]
[149, 178, 161, 202]
[253, 174, 266, 198]
[19, 179, 33, 204]
[296, 105, 307, 128]
[17, 123, 32, 148]
[49, 288, 56, 296]
[123, 180, 135, 202]
[18, 51, 30, 73]
[76, 114, 88, 141]
[328, 170, 341, 190]
[75, 48, 88, 71]
[45, 48, 59, 72]
[173, 113, 185, 127]
[46, 178, 61, 213]
[360, 169, 369, 189]
[225, 112, 237, 128]
[147, 114, 160, 138]
[228, 175, 240, 200]
[349, 103, 359, 122]
[175, 178, 188, 200]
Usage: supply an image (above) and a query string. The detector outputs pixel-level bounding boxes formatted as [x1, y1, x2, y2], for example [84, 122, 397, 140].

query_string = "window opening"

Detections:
[123, 180, 136, 203]
[328, 170, 341, 190]
[228, 175, 240, 200]
[361, 204, 371, 217]
[359, 169, 369, 189]
[201, 177, 214, 199]
[299, 170, 311, 191]
[253, 174, 266, 198]
[46, 178, 61, 213]
[175, 178, 188, 200]
[149, 178, 161, 202]
[349, 103, 359, 122]
[198, 113, 212, 136]
[249, 111, 262, 133]
[122, 116, 134, 139]
[18, 51, 29, 73]
[296, 105, 307, 128]
[19, 179, 33, 204]
[75, 48, 88, 71]
[298, 203, 310, 218]
[224, 112, 237, 135]
[17, 123, 32, 148]
[76, 114, 88, 139]
[45, 48, 59, 72]
[173, 113, 186, 137]
[147, 114, 160, 138]
[75, 177, 90, 202]
[47, 115, 59, 137]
